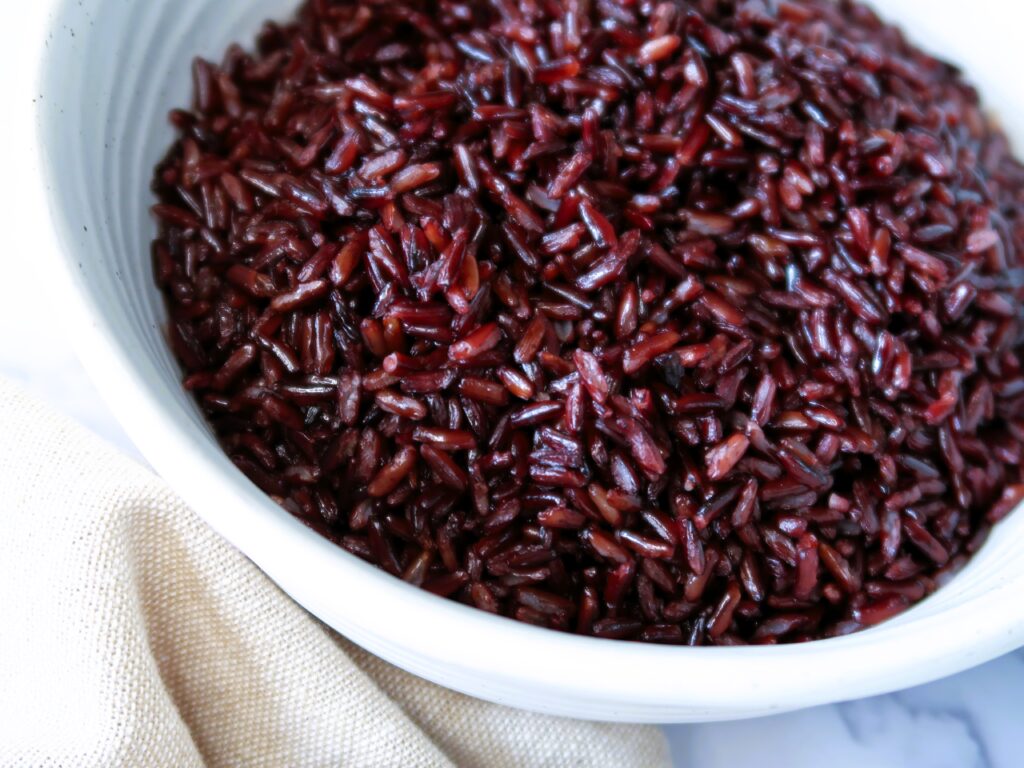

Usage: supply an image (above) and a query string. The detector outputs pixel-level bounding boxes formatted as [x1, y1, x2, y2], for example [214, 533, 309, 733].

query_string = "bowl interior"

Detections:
[36, 0, 1024, 721]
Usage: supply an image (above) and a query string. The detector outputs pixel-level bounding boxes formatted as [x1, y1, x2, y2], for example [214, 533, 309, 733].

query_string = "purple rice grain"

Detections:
[154, 0, 1024, 644]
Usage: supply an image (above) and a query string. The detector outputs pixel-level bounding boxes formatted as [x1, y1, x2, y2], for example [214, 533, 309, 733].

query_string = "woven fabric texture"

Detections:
[0, 378, 669, 767]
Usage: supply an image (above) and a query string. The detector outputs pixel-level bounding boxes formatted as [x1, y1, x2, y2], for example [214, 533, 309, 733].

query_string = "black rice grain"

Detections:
[153, 0, 1024, 644]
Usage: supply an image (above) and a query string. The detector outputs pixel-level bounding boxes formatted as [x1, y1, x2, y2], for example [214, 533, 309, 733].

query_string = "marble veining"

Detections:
[664, 650, 1024, 766]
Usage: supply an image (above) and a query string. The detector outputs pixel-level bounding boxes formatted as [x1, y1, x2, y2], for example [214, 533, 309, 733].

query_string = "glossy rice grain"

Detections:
[153, 0, 1024, 644]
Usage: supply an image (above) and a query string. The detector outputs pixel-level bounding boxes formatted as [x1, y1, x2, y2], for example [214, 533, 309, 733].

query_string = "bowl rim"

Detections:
[33, 0, 1024, 721]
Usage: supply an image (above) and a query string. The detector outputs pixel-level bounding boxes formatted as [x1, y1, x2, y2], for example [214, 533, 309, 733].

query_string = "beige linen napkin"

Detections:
[0, 377, 669, 767]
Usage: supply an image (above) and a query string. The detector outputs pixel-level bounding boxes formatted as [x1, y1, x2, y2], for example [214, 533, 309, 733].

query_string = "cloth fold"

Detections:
[0, 378, 669, 767]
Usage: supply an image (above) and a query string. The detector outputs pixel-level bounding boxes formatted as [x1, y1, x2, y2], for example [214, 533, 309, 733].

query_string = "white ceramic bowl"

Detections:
[36, 0, 1024, 722]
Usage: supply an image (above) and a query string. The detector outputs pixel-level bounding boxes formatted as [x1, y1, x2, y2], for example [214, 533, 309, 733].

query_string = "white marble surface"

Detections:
[5, 2, 1023, 765]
